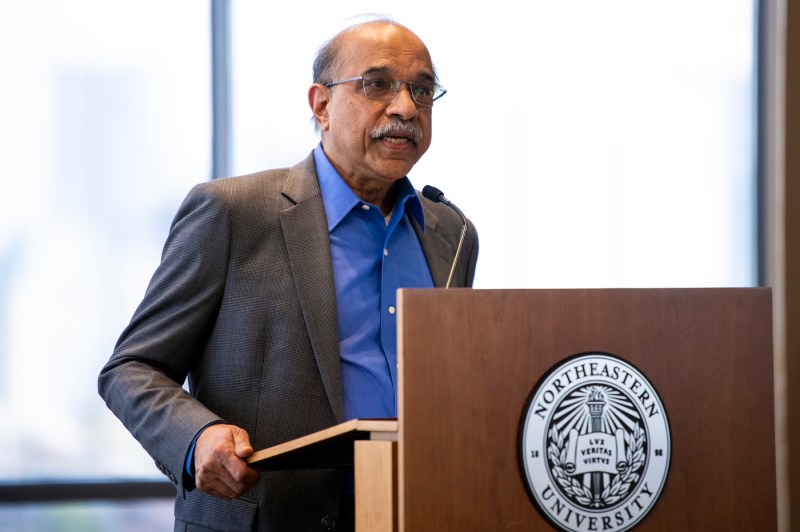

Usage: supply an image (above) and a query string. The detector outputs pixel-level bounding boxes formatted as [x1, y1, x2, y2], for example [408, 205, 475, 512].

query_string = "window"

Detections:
[230, 1, 756, 288]
[0, 0, 757, 528]
[0, 0, 210, 490]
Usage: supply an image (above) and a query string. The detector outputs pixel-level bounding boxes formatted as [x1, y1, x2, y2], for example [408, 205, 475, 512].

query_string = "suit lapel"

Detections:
[279, 154, 344, 422]
[417, 199, 457, 288]
[277, 160, 458, 422]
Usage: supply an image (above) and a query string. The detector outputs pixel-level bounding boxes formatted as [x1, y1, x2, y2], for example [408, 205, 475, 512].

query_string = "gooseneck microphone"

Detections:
[422, 185, 467, 289]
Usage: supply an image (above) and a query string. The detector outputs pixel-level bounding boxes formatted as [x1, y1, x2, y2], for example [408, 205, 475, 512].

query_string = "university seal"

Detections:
[520, 353, 671, 531]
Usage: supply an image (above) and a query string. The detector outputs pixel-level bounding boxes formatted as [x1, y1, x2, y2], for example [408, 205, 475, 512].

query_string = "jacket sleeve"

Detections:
[98, 182, 231, 495]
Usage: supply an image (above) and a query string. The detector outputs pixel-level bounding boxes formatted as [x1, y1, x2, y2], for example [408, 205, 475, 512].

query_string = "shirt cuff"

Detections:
[185, 420, 225, 477]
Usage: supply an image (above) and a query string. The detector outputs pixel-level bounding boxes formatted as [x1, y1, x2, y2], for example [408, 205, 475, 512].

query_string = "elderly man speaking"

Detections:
[99, 18, 478, 532]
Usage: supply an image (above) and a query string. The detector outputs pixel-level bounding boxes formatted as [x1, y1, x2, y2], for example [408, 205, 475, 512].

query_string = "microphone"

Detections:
[422, 185, 468, 289]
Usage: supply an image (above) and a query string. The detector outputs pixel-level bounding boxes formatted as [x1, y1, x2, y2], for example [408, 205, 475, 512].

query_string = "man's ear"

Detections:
[308, 83, 331, 132]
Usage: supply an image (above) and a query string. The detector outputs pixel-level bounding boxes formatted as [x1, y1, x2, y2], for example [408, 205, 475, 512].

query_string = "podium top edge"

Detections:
[246, 419, 398, 465]
[396, 287, 771, 292]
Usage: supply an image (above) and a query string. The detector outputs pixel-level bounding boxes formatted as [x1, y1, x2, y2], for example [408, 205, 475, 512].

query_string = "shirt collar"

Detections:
[314, 143, 425, 232]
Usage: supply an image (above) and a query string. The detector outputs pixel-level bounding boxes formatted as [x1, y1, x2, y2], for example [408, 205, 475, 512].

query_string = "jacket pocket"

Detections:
[175, 491, 257, 532]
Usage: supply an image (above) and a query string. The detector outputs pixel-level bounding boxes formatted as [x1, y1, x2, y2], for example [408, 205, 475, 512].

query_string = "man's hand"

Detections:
[194, 424, 260, 500]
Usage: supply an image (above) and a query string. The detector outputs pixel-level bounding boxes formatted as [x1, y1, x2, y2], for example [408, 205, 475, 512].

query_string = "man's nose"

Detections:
[386, 82, 419, 120]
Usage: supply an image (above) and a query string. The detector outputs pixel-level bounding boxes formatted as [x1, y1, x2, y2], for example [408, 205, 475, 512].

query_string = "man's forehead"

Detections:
[338, 25, 434, 76]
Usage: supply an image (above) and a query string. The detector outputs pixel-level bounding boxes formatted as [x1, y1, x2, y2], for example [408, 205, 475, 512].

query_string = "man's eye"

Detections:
[366, 78, 387, 89]
[414, 85, 434, 98]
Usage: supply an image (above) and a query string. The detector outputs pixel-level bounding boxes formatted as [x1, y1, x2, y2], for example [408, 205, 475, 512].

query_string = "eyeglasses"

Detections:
[325, 76, 447, 107]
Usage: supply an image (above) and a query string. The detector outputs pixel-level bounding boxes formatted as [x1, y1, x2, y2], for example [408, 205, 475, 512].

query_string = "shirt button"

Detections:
[320, 515, 336, 530]
[361, 204, 370, 211]
[384, 248, 389, 256]
[389, 306, 396, 314]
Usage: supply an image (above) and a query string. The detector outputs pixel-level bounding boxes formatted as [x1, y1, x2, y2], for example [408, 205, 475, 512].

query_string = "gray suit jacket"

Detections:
[98, 153, 478, 531]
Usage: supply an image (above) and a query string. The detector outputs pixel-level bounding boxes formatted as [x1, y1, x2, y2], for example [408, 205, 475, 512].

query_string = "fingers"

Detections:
[232, 426, 254, 458]
[194, 424, 260, 500]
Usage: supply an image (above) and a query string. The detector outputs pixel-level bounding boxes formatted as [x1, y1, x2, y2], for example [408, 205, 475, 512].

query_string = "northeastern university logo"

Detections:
[520, 353, 670, 532]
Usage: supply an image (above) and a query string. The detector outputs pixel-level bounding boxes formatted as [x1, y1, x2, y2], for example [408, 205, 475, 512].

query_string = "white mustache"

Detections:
[370, 120, 422, 144]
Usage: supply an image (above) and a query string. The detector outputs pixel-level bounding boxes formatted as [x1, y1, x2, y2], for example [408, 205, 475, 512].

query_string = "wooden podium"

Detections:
[249, 289, 776, 531]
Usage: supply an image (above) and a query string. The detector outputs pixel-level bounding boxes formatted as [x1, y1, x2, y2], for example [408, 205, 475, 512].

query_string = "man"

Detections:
[99, 19, 478, 531]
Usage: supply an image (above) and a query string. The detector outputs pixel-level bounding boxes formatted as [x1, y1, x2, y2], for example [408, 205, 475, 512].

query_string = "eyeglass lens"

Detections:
[362, 77, 440, 106]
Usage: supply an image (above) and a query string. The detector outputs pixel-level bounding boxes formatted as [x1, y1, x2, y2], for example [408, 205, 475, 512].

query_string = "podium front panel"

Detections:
[397, 288, 774, 531]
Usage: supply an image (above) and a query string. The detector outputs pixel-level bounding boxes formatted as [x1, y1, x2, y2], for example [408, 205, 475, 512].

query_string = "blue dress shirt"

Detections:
[314, 144, 433, 420]
[187, 146, 433, 476]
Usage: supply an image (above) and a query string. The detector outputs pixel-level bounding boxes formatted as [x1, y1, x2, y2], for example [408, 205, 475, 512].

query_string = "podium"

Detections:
[249, 288, 776, 531]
